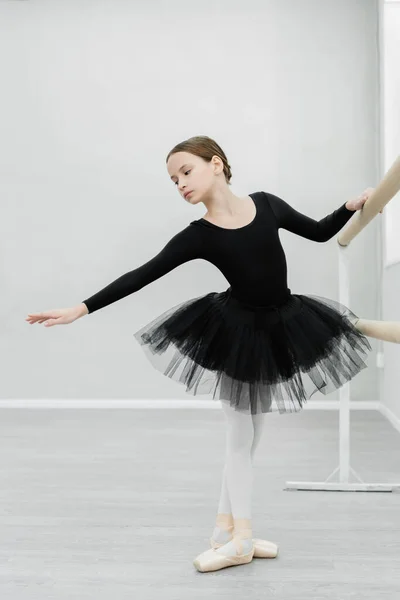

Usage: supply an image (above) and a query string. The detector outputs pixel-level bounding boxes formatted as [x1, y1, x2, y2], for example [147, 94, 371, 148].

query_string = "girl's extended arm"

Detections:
[82, 225, 203, 314]
[264, 192, 357, 242]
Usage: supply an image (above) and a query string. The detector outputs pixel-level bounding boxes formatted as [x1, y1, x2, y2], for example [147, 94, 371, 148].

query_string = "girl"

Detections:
[26, 135, 376, 573]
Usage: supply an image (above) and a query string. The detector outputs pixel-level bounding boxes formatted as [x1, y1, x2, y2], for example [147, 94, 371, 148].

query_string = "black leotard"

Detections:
[82, 191, 356, 314]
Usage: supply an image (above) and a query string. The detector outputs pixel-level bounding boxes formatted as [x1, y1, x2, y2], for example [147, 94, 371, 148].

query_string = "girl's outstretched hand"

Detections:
[25, 304, 88, 327]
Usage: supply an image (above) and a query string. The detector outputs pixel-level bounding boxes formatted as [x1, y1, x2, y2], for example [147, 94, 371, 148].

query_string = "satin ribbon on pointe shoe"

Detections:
[213, 513, 234, 538]
[209, 513, 279, 559]
[210, 536, 279, 558]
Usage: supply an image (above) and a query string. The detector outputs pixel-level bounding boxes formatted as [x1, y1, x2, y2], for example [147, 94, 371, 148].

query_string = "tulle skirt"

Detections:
[133, 287, 372, 415]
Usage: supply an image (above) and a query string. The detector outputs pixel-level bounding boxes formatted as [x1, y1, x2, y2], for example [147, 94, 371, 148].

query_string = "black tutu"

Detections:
[133, 287, 372, 415]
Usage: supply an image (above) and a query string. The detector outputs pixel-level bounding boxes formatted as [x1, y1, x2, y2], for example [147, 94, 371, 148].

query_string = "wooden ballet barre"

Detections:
[337, 155, 400, 247]
[285, 157, 400, 494]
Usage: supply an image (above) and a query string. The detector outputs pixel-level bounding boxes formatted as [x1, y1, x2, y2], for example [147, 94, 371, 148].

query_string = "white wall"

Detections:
[2, 0, 380, 403]
[381, 0, 400, 422]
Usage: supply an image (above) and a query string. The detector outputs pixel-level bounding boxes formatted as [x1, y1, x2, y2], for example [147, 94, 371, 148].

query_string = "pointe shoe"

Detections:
[211, 513, 279, 559]
[194, 518, 256, 573]
[210, 536, 278, 558]
[193, 538, 254, 573]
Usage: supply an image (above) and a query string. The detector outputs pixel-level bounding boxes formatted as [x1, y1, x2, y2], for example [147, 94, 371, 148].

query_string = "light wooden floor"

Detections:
[1, 407, 399, 599]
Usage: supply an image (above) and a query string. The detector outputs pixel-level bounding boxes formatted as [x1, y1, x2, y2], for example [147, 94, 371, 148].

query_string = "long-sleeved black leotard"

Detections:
[82, 191, 356, 314]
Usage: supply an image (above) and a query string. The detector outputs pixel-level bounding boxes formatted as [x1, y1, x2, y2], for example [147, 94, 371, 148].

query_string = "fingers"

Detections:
[26, 311, 66, 327]
[25, 313, 54, 325]
[359, 187, 375, 201]
[26, 317, 54, 326]
[26, 313, 42, 320]
[26, 314, 41, 324]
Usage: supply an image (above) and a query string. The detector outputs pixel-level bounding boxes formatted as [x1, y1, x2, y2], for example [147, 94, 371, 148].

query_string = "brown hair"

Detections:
[166, 135, 232, 185]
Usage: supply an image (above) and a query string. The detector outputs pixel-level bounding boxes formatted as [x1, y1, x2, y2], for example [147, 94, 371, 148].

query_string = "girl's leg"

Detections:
[251, 410, 267, 460]
[215, 410, 266, 514]
[213, 402, 255, 557]
[213, 408, 266, 546]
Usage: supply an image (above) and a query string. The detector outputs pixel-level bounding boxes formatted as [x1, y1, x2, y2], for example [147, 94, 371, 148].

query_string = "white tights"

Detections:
[217, 401, 266, 520]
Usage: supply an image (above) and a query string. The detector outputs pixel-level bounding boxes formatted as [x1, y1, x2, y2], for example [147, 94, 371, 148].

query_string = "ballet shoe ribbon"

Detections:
[232, 518, 253, 556]
[215, 513, 234, 530]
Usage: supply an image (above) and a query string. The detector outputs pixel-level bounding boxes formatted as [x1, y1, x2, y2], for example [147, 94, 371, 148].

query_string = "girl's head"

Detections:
[166, 135, 232, 205]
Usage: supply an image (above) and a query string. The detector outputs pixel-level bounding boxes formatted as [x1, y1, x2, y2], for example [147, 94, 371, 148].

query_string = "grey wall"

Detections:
[380, 0, 400, 423]
[2, 0, 380, 403]
[382, 268, 400, 420]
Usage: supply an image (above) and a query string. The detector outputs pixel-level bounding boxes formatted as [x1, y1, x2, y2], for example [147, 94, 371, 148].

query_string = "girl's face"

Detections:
[167, 151, 222, 205]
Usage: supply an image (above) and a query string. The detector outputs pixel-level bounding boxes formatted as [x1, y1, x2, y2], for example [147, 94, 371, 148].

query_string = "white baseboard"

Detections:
[0, 399, 381, 410]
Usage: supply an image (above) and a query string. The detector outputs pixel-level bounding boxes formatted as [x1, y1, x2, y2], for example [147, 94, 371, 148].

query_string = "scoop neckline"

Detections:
[197, 193, 258, 231]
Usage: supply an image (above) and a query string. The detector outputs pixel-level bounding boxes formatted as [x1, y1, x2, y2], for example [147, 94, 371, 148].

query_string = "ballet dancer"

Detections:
[26, 135, 383, 572]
